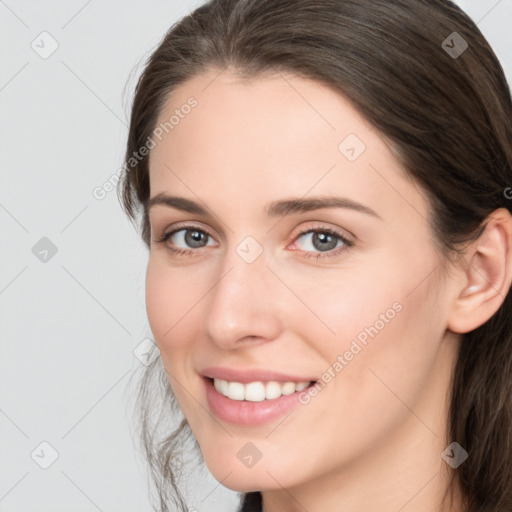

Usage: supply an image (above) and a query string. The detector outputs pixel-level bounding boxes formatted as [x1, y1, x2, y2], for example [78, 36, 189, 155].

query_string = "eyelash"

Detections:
[155, 224, 354, 260]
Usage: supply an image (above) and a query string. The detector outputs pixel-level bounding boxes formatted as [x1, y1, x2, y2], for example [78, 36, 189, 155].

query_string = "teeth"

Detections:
[213, 378, 312, 402]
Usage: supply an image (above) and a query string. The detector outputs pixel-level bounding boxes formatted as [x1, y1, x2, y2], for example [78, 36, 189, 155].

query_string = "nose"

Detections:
[202, 243, 283, 349]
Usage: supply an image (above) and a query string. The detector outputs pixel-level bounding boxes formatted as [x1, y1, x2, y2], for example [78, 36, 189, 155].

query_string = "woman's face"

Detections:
[146, 68, 461, 493]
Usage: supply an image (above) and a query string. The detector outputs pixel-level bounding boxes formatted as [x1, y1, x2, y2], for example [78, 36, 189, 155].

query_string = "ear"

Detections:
[447, 208, 512, 334]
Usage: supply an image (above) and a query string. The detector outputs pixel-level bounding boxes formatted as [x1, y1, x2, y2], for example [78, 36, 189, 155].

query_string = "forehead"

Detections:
[151, 67, 374, 153]
[147, 68, 427, 223]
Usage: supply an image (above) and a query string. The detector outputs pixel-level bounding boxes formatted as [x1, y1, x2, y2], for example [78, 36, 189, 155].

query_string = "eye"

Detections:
[292, 227, 353, 259]
[155, 226, 216, 255]
[154, 224, 353, 260]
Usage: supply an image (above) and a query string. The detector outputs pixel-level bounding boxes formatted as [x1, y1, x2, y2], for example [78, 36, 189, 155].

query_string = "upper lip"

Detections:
[200, 366, 318, 384]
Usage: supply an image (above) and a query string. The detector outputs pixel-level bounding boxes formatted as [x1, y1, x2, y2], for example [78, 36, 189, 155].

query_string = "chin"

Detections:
[201, 448, 297, 492]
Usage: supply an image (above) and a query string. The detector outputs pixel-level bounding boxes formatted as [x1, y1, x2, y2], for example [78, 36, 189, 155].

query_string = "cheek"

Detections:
[331, 285, 445, 461]
[330, 268, 444, 425]
[285, 240, 441, 357]
[145, 256, 207, 354]
[272, 254, 410, 355]
[145, 257, 207, 414]
[145, 259, 174, 345]
[283, 249, 444, 416]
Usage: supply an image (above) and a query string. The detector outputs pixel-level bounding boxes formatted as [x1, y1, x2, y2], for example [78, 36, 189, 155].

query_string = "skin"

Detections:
[145, 67, 512, 512]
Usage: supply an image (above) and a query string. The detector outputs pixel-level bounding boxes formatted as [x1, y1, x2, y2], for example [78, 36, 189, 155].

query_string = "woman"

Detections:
[118, 0, 512, 511]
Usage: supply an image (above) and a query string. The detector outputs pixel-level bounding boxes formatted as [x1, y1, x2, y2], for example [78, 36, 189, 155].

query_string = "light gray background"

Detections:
[1, 1, 511, 511]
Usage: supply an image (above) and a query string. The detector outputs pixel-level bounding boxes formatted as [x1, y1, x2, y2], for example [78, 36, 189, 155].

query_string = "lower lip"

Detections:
[203, 377, 315, 426]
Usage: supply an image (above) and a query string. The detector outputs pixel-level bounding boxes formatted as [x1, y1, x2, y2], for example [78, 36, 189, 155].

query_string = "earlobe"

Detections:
[447, 208, 512, 334]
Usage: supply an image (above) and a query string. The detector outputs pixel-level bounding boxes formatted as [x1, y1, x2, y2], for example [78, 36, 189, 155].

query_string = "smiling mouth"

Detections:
[208, 377, 317, 402]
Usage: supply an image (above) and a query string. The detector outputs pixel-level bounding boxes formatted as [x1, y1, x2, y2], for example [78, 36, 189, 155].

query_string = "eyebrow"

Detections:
[146, 193, 381, 219]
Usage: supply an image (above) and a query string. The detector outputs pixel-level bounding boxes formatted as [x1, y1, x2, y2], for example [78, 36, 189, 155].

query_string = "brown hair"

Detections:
[118, 1, 512, 510]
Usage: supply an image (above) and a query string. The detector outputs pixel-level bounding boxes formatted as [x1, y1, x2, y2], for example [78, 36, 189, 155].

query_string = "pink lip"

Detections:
[200, 366, 317, 384]
[203, 377, 316, 426]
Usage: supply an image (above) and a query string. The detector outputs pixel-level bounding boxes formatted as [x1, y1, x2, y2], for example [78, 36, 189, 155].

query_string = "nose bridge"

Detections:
[202, 237, 282, 346]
